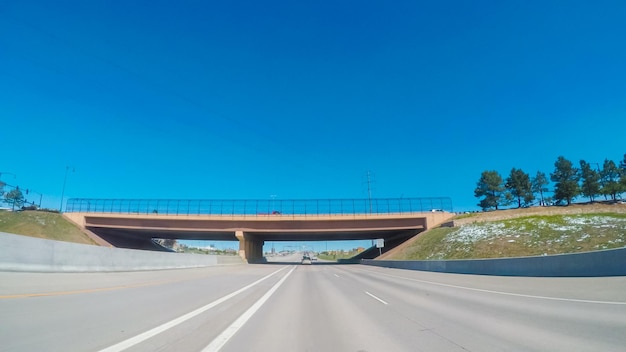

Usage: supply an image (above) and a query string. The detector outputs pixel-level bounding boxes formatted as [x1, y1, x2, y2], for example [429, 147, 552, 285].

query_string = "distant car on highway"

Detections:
[301, 255, 312, 265]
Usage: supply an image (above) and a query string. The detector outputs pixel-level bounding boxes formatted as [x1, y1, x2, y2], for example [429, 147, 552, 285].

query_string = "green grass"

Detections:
[318, 251, 360, 260]
[0, 210, 97, 245]
[393, 213, 626, 260]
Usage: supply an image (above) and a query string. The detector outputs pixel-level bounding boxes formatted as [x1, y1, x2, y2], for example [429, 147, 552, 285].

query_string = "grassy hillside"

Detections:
[389, 203, 626, 260]
[0, 210, 97, 245]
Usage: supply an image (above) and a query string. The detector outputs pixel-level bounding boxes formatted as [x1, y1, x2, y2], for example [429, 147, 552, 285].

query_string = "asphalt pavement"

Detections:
[1, 254, 625, 351]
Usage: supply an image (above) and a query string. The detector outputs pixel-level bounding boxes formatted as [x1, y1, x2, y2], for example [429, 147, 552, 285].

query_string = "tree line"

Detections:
[474, 154, 626, 211]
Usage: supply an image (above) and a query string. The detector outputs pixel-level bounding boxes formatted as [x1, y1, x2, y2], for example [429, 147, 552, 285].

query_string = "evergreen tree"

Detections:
[531, 171, 550, 206]
[619, 154, 626, 192]
[474, 170, 505, 210]
[600, 159, 625, 201]
[550, 156, 579, 205]
[505, 168, 533, 208]
[579, 160, 600, 202]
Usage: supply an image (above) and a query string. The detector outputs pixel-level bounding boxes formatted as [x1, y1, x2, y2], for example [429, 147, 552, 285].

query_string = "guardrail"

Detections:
[66, 197, 453, 216]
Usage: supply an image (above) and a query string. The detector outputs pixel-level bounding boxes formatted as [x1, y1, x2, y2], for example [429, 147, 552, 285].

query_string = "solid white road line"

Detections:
[98, 266, 289, 352]
[202, 266, 296, 352]
[333, 274, 340, 278]
[356, 267, 626, 305]
[365, 291, 389, 305]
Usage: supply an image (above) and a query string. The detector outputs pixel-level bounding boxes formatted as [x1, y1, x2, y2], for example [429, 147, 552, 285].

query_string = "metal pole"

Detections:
[59, 166, 74, 212]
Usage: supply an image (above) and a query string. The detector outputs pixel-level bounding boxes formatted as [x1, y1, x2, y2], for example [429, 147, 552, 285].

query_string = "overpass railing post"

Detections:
[352, 199, 356, 214]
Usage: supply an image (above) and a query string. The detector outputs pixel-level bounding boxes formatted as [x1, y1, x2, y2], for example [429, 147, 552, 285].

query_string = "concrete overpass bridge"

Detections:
[64, 197, 454, 262]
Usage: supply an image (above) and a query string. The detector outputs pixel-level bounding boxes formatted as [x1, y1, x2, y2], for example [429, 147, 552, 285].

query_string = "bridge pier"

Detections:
[235, 231, 264, 263]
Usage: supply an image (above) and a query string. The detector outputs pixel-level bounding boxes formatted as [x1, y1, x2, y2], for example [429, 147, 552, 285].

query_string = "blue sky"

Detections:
[2, 1, 625, 230]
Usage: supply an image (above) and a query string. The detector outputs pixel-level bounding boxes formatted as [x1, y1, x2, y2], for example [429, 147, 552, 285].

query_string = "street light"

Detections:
[60, 166, 75, 212]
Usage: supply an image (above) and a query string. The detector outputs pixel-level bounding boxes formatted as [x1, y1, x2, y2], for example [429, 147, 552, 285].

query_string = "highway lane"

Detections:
[217, 264, 626, 351]
[0, 264, 289, 352]
[326, 266, 626, 351]
[1, 258, 625, 351]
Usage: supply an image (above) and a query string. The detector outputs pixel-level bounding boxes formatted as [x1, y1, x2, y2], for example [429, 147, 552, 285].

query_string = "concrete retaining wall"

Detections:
[0, 232, 244, 272]
[363, 247, 626, 277]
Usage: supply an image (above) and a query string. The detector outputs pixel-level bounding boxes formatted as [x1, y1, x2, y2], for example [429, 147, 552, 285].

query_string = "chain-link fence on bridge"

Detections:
[66, 197, 453, 216]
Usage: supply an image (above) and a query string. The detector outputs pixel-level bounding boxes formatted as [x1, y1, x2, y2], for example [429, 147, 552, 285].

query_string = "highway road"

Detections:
[1, 254, 626, 351]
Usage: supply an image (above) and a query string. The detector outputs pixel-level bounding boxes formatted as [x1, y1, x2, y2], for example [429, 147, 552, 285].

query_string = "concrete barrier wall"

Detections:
[362, 247, 626, 277]
[0, 232, 244, 272]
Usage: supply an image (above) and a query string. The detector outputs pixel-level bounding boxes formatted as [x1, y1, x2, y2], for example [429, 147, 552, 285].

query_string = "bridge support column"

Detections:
[235, 230, 264, 263]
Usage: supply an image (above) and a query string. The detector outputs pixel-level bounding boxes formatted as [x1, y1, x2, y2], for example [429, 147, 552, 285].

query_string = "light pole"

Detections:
[60, 166, 74, 212]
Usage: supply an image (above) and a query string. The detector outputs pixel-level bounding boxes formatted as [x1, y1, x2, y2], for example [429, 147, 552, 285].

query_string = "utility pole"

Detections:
[365, 170, 374, 213]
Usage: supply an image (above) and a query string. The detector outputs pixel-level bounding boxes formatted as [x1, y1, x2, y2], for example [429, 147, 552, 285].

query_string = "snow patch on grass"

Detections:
[445, 215, 626, 245]
[444, 222, 507, 244]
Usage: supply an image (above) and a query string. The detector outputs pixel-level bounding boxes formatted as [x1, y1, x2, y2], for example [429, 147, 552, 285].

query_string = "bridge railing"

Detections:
[65, 197, 453, 216]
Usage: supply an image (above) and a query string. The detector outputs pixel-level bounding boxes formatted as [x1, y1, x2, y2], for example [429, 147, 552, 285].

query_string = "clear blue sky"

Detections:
[2, 0, 625, 217]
